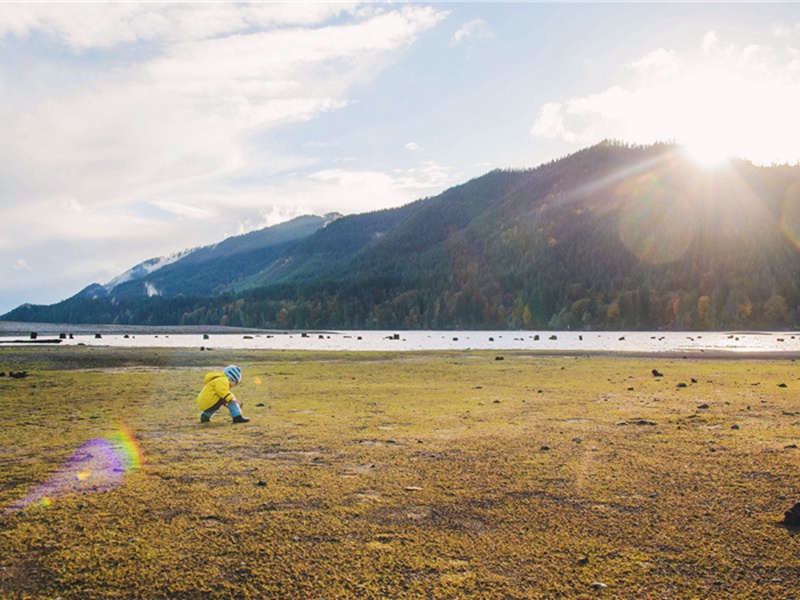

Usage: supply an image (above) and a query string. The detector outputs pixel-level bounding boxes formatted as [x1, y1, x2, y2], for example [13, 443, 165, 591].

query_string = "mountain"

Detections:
[6, 141, 800, 330]
[76, 213, 339, 299]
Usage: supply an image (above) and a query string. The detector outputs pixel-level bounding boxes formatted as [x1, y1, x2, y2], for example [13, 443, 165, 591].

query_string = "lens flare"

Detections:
[107, 425, 142, 473]
[4, 425, 142, 514]
[780, 181, 800, 249]
[616, 173, 696, 265]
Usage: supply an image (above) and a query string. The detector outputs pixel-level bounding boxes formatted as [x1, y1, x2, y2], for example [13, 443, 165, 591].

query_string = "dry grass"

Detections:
[2, 346, 800, 599]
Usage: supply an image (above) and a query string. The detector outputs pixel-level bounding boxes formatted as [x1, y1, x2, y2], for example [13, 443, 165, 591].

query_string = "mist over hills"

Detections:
[6, 141, 800, 331]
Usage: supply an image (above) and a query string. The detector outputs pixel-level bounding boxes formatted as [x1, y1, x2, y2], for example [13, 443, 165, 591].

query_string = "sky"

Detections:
[2, 1, 800, 315]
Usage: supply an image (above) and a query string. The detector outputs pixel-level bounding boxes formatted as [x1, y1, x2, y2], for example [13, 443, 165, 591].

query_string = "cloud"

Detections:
[303, 160, 455, 213]
[13, 259, 32, 272]
[703, 30, 719, 54]
[531, 102, 582, 143]
[405, 142, 424, 152]
[0, 4, 456, 313]
[531, 30, 800, 165]
[0, 3, 353, 49]
[0, 4, 447, 223]
[629, 48, 681, 77]
[451, 18, 491, 47]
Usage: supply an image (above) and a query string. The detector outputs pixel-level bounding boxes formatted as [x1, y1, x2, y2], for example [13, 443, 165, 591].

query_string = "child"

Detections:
[197, 364, 250, 424]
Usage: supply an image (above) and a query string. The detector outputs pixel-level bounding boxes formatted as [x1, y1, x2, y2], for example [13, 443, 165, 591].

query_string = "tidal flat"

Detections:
[1, 346, 800, 599]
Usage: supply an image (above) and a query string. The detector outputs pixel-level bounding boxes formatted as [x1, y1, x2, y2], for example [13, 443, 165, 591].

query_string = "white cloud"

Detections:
[0, 4, 447, 219]
[294, 160, 455, 214]
[451, 18, 491, 47]
[531, 31, 800, 166]
[405, 142, 424, 152]
[13, 259, 32, 271]
[150, 201, 216, 220]
[702, 30, 719, 54]
[629, 48, 681, 77]
[532, 102, 582, 143]
[10, 15, 430, 189]
[0, 3, 354, 49]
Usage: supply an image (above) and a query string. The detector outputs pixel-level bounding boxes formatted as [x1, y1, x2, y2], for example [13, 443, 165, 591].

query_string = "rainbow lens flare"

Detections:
[4, 426, 142, 514]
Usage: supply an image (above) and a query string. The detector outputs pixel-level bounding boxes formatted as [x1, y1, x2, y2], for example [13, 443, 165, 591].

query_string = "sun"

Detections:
[668, 70, 746, 167]
[630, 67, 798, 167]
[682, 138, 733, 167]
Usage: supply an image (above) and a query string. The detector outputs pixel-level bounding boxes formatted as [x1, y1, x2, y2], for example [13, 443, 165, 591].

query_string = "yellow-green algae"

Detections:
[1, 346, 800, 599]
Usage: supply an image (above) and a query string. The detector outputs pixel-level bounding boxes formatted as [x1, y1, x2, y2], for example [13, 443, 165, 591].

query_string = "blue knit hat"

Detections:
[223, 365, 242, 384]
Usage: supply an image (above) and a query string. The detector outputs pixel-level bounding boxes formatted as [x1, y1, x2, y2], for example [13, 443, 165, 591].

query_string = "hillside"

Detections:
[6, 141, 800, 330]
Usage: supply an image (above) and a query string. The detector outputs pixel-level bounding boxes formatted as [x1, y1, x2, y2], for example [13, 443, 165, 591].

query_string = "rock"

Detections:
[572, 437, 582, 444]
[731, 425, 740, 430]
[255, 403, 266, 407]
[784, 502, 800, 526]
[652, 369, 663, 377]
[676, 382, 688, 388]
[697, 403, 709, 409]
[778, 383, 788, 388]
[590, 582, 607, 589]
[577, 556, 589, 565]
[540, 445, 550, 451]
[495, 356, 504, 361]
[256, 480, 267, 487]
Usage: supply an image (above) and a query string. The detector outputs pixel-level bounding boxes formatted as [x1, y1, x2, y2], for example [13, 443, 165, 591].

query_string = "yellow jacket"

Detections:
[196, 371, 235, 411]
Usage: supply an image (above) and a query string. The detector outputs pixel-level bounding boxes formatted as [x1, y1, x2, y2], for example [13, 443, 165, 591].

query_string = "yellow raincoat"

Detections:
[196, 371, 236, 411]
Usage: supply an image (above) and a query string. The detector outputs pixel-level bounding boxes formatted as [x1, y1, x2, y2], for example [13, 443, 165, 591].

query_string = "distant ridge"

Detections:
[6, 141, 800, 331]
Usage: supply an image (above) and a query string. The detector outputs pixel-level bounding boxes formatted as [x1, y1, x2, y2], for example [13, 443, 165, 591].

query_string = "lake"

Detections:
[2, 325, 799, 354]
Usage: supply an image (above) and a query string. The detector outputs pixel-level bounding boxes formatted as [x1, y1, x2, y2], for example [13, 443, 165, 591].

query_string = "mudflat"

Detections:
[1, 346, 799, 599]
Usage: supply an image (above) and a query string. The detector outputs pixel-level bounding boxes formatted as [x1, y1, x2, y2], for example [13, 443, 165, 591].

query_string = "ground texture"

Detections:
[1, 346, 799, 599]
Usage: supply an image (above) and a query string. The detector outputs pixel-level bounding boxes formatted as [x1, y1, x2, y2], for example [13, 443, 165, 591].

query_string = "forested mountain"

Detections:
[75, 214, 338, 299]
[7, 141, 800, 330]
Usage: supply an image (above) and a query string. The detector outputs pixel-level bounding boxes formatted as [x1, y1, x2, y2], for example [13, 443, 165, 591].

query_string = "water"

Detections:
[2, 328, 799, 354]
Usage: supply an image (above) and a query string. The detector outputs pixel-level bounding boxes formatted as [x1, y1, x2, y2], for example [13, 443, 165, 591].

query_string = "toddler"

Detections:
[197, 364, 250, 424]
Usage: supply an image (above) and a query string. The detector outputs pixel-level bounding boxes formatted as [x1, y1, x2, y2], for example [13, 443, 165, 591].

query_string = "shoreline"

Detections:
[0, 320, 283, 336]
[3, 322, 800, 357]
[3, 345, 800, 364]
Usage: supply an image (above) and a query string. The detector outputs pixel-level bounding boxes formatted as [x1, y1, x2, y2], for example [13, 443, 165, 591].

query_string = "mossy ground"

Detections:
[1, 347, 800, 599]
